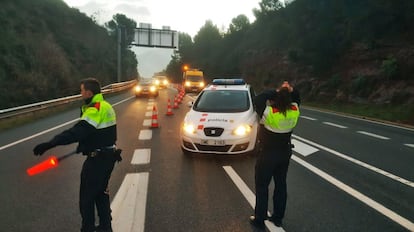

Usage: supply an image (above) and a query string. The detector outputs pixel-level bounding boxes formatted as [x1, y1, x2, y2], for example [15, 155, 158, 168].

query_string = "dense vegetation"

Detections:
[0, 0, 138, 108]
[165, 0, 414, 124]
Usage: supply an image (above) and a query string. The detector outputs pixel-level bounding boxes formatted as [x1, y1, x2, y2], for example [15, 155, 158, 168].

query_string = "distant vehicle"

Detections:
[180, 79, 258, 155]
[153, 75, 169, 88]
[183, 69, 205, 93]
[134, 79, 159, 98]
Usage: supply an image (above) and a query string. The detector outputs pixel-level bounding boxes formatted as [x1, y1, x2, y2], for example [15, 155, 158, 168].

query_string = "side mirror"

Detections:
[187, 101, 193, 107]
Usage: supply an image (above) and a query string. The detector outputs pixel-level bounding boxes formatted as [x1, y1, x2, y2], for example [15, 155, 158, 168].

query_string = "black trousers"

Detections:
[80, 153, 116, 232]
[254, 144, 292, 222]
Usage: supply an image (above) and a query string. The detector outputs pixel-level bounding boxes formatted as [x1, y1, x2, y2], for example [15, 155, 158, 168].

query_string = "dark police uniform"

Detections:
[252, 89, 300, 228]
[33, 93, 121, 232]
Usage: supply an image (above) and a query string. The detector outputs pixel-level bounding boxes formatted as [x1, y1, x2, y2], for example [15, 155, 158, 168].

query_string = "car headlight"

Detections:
[150, 86, 156, 92]
[155, 80, 160, 85]
[233, 124, 251, 136]
[163, 80, 168, 85]
[183, 123, 196, 134]
[185, 81, 191, 87]
[199, 82, 205, 87]
[135, 86, 142, 92]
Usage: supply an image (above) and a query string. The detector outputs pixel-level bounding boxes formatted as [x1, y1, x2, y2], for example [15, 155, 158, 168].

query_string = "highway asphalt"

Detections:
[0, 87, 413, 232]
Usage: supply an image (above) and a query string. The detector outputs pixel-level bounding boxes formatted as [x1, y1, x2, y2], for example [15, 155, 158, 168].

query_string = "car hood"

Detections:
[184, 110, 257, 129]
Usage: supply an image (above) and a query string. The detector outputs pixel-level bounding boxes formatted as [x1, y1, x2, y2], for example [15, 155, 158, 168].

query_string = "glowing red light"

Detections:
[27, 156, 59, 176]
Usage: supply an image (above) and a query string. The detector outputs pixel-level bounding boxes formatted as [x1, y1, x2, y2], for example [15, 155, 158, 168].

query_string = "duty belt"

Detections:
[87, 145, 116, 157]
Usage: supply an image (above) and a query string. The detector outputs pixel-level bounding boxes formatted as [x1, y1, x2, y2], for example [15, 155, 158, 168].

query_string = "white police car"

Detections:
[180, 79, 258, 155]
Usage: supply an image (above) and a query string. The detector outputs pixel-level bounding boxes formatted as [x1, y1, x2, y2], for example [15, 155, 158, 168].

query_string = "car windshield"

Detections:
[187, 76, 202, 81]
[193, 90, 250, 113]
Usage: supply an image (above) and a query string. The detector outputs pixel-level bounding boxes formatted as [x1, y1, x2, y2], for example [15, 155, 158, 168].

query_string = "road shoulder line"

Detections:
[292, 155, 414, 231]
[223, 166, 285, 232]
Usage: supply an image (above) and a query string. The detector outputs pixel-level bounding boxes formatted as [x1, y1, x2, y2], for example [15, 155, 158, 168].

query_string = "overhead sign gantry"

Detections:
[117, 23, 179, 82]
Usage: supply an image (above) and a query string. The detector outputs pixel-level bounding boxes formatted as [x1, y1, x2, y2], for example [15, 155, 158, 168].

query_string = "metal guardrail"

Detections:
[0, 80, 137, 120]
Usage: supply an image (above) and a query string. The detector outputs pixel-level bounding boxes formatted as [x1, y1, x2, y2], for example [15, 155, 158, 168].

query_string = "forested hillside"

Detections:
[166, 0, 414, 124]
[0, 0, 138, 108]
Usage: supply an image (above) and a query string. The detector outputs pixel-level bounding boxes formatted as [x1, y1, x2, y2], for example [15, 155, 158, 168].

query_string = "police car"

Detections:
[180, 79, 258, 155]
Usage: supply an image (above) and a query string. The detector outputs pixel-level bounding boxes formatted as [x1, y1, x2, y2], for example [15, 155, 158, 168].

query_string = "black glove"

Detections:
[33, 142, 54, 156]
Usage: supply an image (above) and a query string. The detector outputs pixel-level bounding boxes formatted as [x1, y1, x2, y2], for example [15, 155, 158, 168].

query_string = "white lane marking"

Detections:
[300, 116, 317, 121]
[0, 96, 135, 151]
[111, 173, 149, 232]
[143, 119, 151, 126]
[404, 144, 414, 148]
[146, 106, 152, 110]
[323, 122, 348, 129]
[131, 149, 151, 165]
[292, 139, 319, 157]
[292, 155, 414, 231]
[145, 111, 152, 117]
[138, 130, 152, 140]
[148, 99, 154, 102]
[0, 119, 78, 151]
[303, 106, 414, 132]
[357, 131, 390, 140]
[293, 135, 414, 188]
[113, 96, 135, 106]
[223, 166, 285, 232]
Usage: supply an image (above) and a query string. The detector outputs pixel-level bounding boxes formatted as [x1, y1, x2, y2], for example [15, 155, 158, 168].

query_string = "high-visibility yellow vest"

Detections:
[261, 103, 300, 133]
[81, 93, 116, 129]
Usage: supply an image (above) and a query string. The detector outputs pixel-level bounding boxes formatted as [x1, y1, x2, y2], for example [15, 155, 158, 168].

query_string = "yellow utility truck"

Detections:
[183, 69, 205, 93]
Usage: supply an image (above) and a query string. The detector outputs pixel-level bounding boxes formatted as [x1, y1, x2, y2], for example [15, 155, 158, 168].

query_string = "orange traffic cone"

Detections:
[173, 96, 179, 109]
[151, 105, 159, 128]
[166, 98, 174, 116]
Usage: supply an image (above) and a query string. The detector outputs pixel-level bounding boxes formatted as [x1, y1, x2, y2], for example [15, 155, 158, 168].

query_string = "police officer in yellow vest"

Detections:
[249, 82, 300, 230]
[33, 78, 121, 232]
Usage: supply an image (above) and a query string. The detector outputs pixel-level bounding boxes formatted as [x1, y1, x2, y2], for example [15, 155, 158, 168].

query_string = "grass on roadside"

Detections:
[304, 101, 414, 127]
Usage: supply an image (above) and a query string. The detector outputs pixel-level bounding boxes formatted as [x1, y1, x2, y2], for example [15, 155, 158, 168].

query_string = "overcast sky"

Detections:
[63, 0, 261, 78]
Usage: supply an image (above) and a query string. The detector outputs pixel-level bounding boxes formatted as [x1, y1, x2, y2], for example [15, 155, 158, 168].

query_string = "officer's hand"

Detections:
[33, 142, 54, 156]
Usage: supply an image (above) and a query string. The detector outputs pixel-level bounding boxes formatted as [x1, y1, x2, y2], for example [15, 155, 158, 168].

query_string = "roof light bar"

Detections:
[212, 79, 245, 85]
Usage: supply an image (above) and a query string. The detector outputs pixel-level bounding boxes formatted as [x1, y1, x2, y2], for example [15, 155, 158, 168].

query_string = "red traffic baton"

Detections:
[27, 151, 76, 176]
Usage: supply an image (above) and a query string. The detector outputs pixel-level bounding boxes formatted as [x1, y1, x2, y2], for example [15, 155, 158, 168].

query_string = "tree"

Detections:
[228, 14, 250, 33]
[105, 13, 137, 46]
[104, 14, 138, 80]
[193, 20, 222, 74]
[254, 0, 284, 18]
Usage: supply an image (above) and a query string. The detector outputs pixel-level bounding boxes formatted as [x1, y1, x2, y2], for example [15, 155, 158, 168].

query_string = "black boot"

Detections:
[249, 215, 265, 231]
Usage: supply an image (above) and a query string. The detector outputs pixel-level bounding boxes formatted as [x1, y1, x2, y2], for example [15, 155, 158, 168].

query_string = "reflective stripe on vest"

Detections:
[262, 103, 299, 133]
[81, 93, 116, 129]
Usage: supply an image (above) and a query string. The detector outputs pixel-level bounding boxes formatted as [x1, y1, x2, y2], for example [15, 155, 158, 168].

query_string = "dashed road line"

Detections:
[111, 173, 149, 232]
[404, 144, 414, 148]
[131, 149, 151, 165]
[139, 130, 152, 140]
[323, 122, 348, 129]
[292, 155, 414, 231]
[300, 116, 317, 121]
[223, 166, 285, 232]
[143, 119, 151, 126]
[293, 135, 414, 188]
[145, 111, 152, 117]
[357, 131, 390, 140]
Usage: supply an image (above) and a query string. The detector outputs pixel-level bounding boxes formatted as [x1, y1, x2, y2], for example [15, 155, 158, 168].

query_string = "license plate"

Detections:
[201, 139, 225, 145]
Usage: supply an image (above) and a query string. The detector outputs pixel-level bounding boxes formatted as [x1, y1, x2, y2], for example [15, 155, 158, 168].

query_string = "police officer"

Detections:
[33, 78, 121, 232]
[249, 82, 300, 230]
